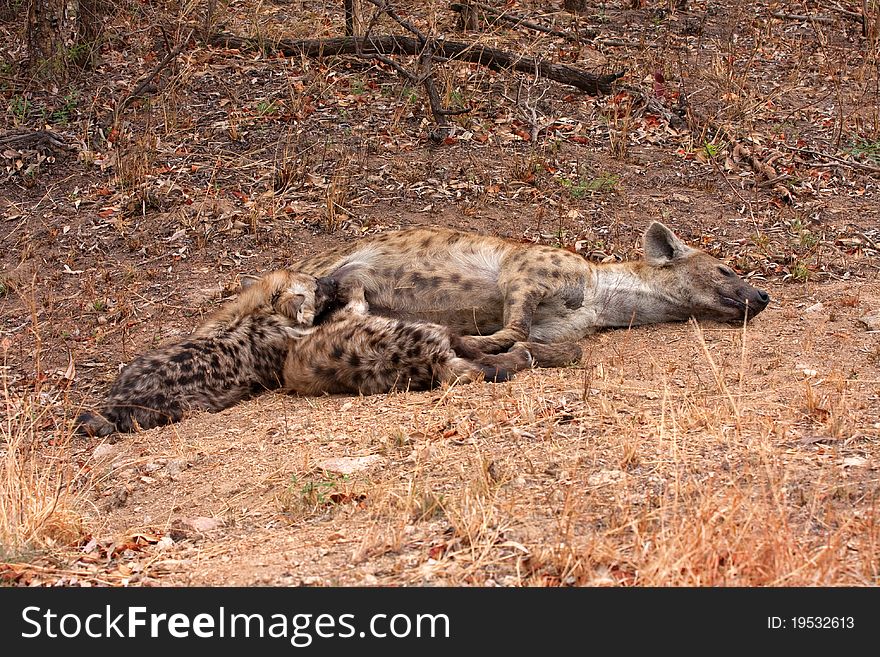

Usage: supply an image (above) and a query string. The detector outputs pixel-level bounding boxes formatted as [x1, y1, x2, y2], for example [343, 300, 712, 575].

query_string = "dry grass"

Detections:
[0, 341, 86, 564]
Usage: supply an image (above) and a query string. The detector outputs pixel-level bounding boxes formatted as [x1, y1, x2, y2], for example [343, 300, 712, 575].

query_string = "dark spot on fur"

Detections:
[315, 365, 336, 379]
[449, 272, 462, 284]
[461, 280, 474, 291]
[347, 353, 361, 367]
[562, 284, 585, 310]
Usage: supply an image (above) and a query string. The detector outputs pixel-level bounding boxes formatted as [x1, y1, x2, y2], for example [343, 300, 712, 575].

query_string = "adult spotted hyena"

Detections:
[292, 222, 770, 353]
[76, 270, 339, 437]
[282, 287, 582, 396]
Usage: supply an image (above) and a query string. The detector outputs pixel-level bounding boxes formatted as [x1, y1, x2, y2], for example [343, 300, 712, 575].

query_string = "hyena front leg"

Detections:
[458, 290, 545, 354]
[452, 340, 582, 374]
[509, 341, 583, 368]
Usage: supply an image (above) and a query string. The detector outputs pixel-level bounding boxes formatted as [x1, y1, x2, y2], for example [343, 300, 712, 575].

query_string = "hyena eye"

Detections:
[717, 266, 736, 278]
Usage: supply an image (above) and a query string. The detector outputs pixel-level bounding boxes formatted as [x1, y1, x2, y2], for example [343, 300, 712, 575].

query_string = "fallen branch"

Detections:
[732, 143, 777, 181]
[687, 108, 794, 201]
[770, 11, 836, 24]
[0, 128, 74, 152]
[827, 3, 868, 25]
[209, 33, 623, 95]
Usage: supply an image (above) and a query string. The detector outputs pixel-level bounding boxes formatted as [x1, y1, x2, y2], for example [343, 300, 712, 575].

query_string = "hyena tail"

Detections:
[75, 410, 117, 437]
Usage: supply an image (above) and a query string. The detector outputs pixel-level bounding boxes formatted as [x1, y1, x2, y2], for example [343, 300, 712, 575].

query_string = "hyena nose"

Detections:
[316, 276, 339, 299]
[747, 289, 770, 315]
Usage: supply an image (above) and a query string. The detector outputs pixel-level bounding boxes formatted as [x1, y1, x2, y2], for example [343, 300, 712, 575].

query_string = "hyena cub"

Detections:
[76, 270, 339, 437]
[282, 286, 582, 396]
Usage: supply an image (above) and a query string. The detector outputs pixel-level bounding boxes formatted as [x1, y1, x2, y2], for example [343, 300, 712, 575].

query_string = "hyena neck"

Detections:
[591, 263, 691, 327]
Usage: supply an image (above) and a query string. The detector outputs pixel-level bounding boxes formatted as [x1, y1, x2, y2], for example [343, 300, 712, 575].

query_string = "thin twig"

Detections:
[115, 29, 195, 120]
[370, 52, 418, 82]
[782, 144, 880, 174]
[450, 1, 575, 40]
[363, 0, 427, 44]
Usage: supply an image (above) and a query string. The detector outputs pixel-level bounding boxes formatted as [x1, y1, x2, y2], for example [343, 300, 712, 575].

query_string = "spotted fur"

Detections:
[76, 270, 339, 437]
[292, 222, 770, 353]
[282, 290, 581, 396]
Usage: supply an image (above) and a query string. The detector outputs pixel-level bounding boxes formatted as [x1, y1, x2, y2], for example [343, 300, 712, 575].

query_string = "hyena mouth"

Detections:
[719, 295, 747, 311]
[719, 294, 766, 319]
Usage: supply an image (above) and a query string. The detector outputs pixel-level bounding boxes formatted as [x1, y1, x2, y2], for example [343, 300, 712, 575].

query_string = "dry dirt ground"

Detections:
[1, 1, 880, 586]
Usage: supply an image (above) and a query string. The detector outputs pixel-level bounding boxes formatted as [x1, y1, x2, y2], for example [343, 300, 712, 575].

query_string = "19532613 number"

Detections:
[768, 617, 855, 629]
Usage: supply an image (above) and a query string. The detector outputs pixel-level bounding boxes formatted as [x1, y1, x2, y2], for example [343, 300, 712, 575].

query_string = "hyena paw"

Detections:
[512, 341, 582, 368]
[344, 298, 369, 315]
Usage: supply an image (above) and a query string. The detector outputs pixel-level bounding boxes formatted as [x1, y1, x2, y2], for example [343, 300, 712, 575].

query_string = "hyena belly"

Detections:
[294, 230, 511, 335]
[77, 315, 293, 436]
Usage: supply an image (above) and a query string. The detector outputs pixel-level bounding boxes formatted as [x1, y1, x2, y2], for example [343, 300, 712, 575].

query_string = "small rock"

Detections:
[92, 443, 116, 461]
[164, 459, 187, 478]
[186, 516, 224, 533]
[102, 487, 128, 510]
[318, 455, 383, 475]
[157, 536, 175, 550]
[805, 302, 824, 314]
[587, 469, 627, 486]
[858, 311, 880, 331]
[842, 456, 869, 468]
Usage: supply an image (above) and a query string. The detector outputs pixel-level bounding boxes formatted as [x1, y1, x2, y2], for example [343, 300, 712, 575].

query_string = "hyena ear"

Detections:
[643, 222, 695, 266]
[278, 294, 307, 323]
